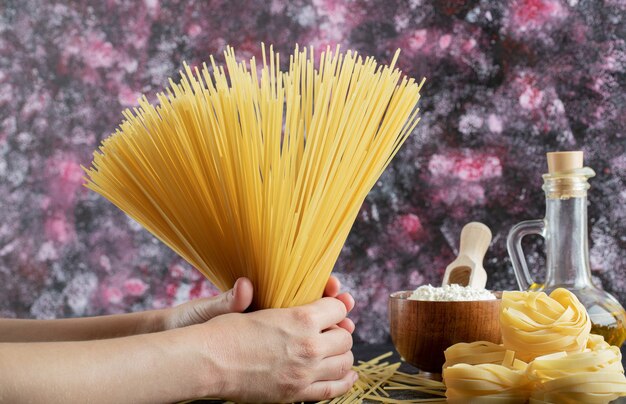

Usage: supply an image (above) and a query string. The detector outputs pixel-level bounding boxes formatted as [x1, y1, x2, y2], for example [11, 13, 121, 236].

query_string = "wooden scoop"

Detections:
[442, 222, 492, 289]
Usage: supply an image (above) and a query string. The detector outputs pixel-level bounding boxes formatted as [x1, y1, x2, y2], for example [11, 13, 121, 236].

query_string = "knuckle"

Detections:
[297, 337, 320, 360]
[327, 297, 347, 317]
[338, 361, 349, 379]
[277, 368, 308, 400]
[341, 378, 353, 395]
[292, 307, 316, 329]
[277, 380, 300, 400]
[336, 299, 348, 317]
[289, 365, 307, 382]
[343, 351, 354, 374]
[341, 329, 353, 350]
[343, 330, 354, 351]
[321, 384, 335, 400]
[336, 352, 354, 379]
[191, 304, 209, 322]
[333, 328, 353, 352]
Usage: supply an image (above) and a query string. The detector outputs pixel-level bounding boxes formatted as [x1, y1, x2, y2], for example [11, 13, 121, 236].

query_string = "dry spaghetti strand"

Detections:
[83, 45, 424, 309]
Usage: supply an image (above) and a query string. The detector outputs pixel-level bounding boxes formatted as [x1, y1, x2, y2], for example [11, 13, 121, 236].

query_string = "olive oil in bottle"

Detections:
[507, 151, 626, 347]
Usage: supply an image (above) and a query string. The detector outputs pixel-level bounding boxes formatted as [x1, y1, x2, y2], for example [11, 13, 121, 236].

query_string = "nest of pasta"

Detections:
[442, 288, 626, 403]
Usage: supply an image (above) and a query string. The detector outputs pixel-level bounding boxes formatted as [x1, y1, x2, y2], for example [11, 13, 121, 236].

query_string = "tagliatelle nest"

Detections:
[500, 288, 591, 362]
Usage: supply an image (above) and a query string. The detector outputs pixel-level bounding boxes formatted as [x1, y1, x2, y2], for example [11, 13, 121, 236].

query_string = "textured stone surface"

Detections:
[0, 0, 624, 343]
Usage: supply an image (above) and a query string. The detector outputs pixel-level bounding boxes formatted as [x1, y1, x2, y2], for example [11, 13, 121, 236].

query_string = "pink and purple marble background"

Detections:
[0, 0, 624, 343]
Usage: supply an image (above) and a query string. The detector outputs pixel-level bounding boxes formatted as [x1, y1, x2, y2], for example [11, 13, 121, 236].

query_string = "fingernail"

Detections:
[352, 371, 359, 383]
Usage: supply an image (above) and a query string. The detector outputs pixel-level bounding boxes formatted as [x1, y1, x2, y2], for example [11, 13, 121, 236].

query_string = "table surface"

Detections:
[353, 343, 626, 403]
[190, 342, 626, 403]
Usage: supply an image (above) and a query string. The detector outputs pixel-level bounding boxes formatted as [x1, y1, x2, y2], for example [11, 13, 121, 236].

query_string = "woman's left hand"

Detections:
[162, 275, 355, 333]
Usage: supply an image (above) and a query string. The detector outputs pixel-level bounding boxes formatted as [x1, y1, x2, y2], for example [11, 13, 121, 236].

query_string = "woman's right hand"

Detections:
[195, 297, 357, 403]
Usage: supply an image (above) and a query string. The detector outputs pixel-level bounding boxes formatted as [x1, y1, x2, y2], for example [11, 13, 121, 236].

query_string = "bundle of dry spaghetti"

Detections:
[83, 44, 424, 309]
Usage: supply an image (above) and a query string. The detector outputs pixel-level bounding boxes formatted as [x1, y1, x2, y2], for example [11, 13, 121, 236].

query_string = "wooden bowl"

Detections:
[388, 290, 502, 373]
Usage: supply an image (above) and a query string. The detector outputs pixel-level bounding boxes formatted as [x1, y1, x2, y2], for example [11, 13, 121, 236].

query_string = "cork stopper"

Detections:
[546, 151, 583, 174]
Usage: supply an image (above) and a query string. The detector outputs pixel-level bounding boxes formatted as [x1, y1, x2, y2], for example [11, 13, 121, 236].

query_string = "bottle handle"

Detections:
[506, 219, 546, 290]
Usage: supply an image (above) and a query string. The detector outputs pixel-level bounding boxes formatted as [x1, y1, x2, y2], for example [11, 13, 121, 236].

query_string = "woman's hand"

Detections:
[0, 295, 357, 404]
[323, 275, 355, 333]
[0, 275, 354, 344]
[162, 277, 255, 330]
[0, 277, 356, 403]
[196, 297, 357, 402]
[163, 275, 355, 333]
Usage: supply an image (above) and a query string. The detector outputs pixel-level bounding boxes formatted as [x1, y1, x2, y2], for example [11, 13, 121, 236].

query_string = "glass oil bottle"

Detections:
[507, 151, 626, 346]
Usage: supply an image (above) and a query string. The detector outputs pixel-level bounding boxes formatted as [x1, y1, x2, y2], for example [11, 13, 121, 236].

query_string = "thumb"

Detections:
[172, 278, 254, 327]
[225, 277, 254, 313]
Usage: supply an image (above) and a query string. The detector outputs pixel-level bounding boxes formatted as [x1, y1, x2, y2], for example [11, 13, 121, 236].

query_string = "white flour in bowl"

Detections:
[408, 284, 496, 301]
